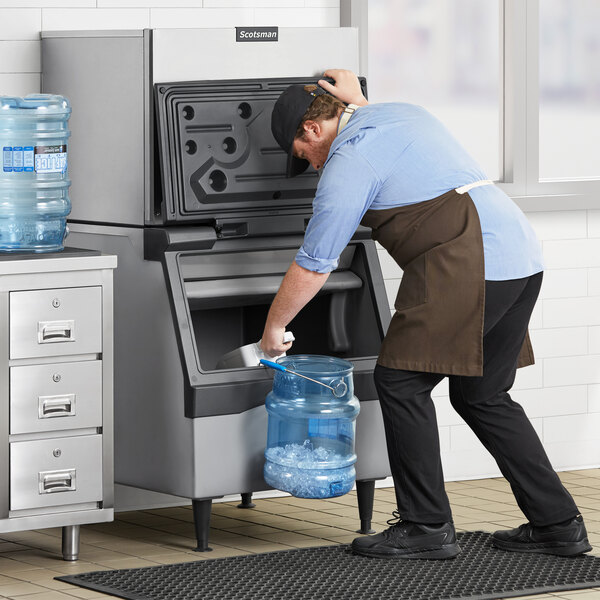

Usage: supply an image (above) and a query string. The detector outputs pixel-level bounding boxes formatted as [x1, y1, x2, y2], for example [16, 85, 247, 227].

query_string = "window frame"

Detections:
[342, 0, 600, 211]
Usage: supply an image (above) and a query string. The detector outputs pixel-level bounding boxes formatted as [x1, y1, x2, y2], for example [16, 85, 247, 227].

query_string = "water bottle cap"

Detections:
[0, 96, 19, 109]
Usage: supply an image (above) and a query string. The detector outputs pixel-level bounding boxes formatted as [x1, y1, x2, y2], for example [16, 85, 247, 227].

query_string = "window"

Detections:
[368, 0, 501, 180]
[539, 0, 600, 181]
[343, 0, 600, 206]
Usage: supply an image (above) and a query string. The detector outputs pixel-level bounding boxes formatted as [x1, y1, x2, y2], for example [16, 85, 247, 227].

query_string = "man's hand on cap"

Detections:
[318, 69, 369, 106]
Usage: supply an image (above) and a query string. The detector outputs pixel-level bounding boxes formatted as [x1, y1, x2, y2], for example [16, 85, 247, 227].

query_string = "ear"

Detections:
[302, 119, 322, 139]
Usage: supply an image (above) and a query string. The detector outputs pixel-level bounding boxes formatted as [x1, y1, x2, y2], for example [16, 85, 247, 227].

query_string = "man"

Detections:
[261, 69, 591, 560]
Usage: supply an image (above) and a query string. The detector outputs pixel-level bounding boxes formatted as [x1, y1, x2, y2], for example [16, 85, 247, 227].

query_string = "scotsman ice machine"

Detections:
[42, 28, 391, 550]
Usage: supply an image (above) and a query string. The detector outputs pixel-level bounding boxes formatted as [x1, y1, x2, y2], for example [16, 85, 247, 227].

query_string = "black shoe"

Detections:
[492, 515, 592, 556]
[351, 511, 461, 559]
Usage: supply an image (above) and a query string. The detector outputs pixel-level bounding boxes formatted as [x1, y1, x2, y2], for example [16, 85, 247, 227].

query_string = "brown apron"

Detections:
[360, 189, 534, 377]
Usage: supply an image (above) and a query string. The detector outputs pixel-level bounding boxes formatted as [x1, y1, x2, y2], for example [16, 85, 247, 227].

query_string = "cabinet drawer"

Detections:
[10, 287, 102, 359]
[10, 361, 102, 435]
[10, 435, 103, 511]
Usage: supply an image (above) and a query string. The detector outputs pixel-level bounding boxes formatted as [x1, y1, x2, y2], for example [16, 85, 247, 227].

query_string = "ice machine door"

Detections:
[154, 77, 368, 224]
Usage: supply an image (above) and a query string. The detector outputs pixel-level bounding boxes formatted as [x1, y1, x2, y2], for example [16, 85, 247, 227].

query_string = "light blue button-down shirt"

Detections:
[295, 103, 544, 281]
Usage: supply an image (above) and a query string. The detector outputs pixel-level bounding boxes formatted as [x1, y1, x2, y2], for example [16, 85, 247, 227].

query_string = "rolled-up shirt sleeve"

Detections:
[295, 144, 382, 273]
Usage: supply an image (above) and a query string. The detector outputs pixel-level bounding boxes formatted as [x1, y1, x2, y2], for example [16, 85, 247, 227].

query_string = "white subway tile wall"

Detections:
[513, 385, 588, 418]
[539, 268, 587, 299]
[544, 413, 600, 444]
[0, 73, 40, 97]
[589, 326, 600, 354]
[529, 326, 588, 358]
[306, 0, 339, 7]
[546, 440, 600, 470]
[589, 267, 600, 296]
[0, 40, 40, 72]
[1, 3, 597, 480]
[543, 296, 600, 328]
[543, 238, 600, 269]
[516, 210, 600, 472]
[0, 9, 40, 40]
[589, 384, 600, 412]
[442, 449, 500, 480]
[433, 396, 464, 427]
[450, 419, 544, 453]
[529, 301, 544, 329]
[42, 8, 151, 30]
[102, 0, 205, 7]
[527, 209, 587, 240]
[588, 209, 600, 237]
[514, 361, 544, 390]
[438, 424, 451, 452]
[545, 355, 600, 387]
[150, 7, 254, 28]
[203, 0, 303, 7]
[254, 7, 338, 27]
[0, 1, 95, 6]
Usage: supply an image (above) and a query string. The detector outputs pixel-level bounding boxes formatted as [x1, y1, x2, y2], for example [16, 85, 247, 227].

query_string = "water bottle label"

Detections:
[3, 146, 39, 173]
[2, 147, 12, 172]
[34, 145, 67, 174]
[12, 147, 23, 172]
[23, 146, 34, 172]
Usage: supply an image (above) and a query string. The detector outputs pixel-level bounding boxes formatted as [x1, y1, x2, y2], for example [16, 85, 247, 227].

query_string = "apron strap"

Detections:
[455, 179, 494, 194]
[337, 104, 360, 135]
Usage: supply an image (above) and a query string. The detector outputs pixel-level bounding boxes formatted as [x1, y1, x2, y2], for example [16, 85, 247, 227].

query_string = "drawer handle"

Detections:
[38, 394, 76, 418]
[38, 320, 75, 344]
[38, 469, 76, 494]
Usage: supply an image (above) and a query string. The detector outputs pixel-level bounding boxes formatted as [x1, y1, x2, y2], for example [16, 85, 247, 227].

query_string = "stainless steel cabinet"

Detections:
[10, 286, 102, 359]
[0, 250, 116, 561]
[10, 435, 103, 510]
[10, 360, 103, 434]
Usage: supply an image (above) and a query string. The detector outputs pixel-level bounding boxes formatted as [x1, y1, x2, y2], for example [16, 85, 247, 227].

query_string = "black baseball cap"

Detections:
[271, 83, 327, 177]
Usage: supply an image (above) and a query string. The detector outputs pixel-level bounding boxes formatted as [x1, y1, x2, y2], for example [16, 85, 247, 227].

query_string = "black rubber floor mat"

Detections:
[56, 531, 600, 600]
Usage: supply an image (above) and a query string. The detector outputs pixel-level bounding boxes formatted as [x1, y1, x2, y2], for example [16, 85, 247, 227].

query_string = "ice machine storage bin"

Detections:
[175, 244, 383, 374]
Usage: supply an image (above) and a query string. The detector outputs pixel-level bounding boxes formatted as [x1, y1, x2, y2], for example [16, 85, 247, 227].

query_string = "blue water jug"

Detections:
[263, 355, 360, 499]
[0, 94, 71, 252]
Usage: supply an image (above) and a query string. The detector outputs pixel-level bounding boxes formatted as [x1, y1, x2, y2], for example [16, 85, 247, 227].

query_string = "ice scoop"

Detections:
[260, 359, 348, 398]
[216, 331, 295, 369]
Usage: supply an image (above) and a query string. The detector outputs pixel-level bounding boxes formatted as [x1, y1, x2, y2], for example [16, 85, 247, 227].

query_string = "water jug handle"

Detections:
[331, 380, 348, 397]
[260, 359, 286, 372]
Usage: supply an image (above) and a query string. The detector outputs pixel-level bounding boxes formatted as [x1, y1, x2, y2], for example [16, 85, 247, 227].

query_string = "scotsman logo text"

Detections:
[236, 27, 278, 42]
[239, 30, 276, 39]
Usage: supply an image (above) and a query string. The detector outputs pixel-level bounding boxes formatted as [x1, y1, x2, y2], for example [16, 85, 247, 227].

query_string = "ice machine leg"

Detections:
[237, 493, 256, 509]
[356, 480, 376, 534]
[61, 525, 80, 561]
[192, 499, 213, 552]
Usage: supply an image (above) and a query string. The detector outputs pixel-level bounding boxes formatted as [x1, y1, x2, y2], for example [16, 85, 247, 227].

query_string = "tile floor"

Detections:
[1, 468, 600, 600]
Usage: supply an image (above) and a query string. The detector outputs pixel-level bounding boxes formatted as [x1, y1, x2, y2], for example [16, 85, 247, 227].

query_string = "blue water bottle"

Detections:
[0, 94, 71, 252]
[262, 355, 360, 499]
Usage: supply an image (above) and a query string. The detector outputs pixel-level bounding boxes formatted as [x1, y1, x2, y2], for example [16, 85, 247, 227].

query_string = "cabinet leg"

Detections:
[62, 525, 80, 561]
[356, 479, 376, 534]
[192, 498, 213, 552]
[237, 492, 256, 509]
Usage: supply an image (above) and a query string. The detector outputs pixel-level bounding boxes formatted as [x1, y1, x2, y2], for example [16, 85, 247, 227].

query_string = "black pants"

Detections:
[374, 272, 579, 526]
